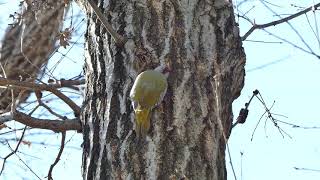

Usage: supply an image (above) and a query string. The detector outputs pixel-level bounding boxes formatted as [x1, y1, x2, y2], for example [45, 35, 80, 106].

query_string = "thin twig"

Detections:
[47, 131, 66, 180]
[0, 126, 27, 175]
[263, 29, 320, 58]
[261, 0, 282, 8]
[239, 12, 320, 58]
[227, 143, 238, 180]
[47, 30, 85, 75]
[255, 93, 292, 139]
[251, 109, 267, 141]
[312, 9, 320, 49]
[242, 3, 320, 40]
[7, 143, 41, 180]
[240, 152, 243, 180]
[247, 55, 290, 72]
[35, 91, 67, 120]
[305, 14, 320, 48]
[294, 167, 320, 172]
[244, 39, 283, 44]
[232, 90, 292, 140]
[263, 100, 276, 138]
[0, 127, 32, 136]
[260, 0, 315, 54]
[40, 102, 67, 120]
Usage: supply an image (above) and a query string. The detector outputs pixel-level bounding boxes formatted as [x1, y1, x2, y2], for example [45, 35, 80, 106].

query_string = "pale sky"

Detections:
[228, 1, 320, 180]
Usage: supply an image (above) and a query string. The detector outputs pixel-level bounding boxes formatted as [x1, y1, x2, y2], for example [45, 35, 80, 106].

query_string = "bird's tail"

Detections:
[135, 108, 151, 138]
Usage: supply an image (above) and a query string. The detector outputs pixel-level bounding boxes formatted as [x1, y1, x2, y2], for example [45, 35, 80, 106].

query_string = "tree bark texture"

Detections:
[82, 0, 245, 179]
[0, 0, 65, 112]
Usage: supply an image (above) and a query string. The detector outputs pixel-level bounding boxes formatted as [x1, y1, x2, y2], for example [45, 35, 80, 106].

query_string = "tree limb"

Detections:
[48, 79, 85, 89]
[0, 77, 81, 116]
[242, 3, 320, 41]
[1, 111, 82, 132]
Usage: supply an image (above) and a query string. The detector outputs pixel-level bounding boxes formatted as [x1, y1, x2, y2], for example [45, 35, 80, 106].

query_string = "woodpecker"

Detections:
[130, 65, 170, 138]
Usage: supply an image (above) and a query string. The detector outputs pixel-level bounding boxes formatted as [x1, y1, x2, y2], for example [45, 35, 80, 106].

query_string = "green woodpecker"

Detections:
[130, 65, 170, 138]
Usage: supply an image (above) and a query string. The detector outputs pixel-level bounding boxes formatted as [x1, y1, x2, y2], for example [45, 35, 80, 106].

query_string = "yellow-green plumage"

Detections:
[130, 69, 168, 138]
[135, 108, 151, 137]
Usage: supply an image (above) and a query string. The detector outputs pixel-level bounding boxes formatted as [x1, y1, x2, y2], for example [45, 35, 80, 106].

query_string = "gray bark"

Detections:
[81, 0, 245, 179]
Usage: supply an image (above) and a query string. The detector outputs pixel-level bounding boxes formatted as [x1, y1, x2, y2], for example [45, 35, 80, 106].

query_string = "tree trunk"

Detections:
[0, 0, 65, 112]
[81, 0, 245, 179]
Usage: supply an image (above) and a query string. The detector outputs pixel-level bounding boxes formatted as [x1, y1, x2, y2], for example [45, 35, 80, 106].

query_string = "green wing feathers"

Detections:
[135, 107, 151, 138]
[130, 70, 168, 138]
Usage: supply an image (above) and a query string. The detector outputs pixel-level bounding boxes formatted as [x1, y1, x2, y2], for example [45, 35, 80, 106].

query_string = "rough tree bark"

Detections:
[81, 0, 245, 179]
[0, 0, 65, 112]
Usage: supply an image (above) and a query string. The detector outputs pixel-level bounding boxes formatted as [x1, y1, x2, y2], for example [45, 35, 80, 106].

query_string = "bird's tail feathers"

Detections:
[135, 108, 151, 138]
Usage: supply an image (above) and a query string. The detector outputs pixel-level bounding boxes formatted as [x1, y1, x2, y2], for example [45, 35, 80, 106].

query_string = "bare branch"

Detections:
[35, 91, 67, 120]
[231, 89, 292, 140]
[40, 102, 67, 120]
[260, 0, 315, 55]
[7, 142, 41, 180]
[0, 77, 80, 116]
[294, 167, 320, 172]
[252, 93, 292, 140]
[0, 127, 32, 136]
[0, 126, 27, 175]
[231, 89, 258, 129]
[47, 132, 66, 180]
[0, 112, 14, 124]
[11, 111, 81, 132]
[226, 143, 238, 180]
[263, 29, 320, 58]
[242, 3, 320, 41]
[48, 79, 85, 89]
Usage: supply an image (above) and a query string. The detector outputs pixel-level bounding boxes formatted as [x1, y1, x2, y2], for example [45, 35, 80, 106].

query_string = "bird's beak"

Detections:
[163, 66, 172, 74]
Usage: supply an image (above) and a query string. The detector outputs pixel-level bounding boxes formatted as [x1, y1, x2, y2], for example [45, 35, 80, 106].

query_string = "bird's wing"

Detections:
[155, 82, 167, 107]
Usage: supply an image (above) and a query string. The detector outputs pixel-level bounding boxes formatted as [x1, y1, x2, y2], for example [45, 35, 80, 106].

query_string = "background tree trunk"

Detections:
[81, 0, 245, 179]
[0, 0, 65, 112]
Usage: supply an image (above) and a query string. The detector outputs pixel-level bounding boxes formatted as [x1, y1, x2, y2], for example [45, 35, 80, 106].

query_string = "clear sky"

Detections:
[0, 0, 320, 180]
[228, 1, 320, 180]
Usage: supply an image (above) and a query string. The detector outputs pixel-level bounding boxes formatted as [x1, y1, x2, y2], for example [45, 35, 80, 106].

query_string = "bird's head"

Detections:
[154, 64, 171, 78]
